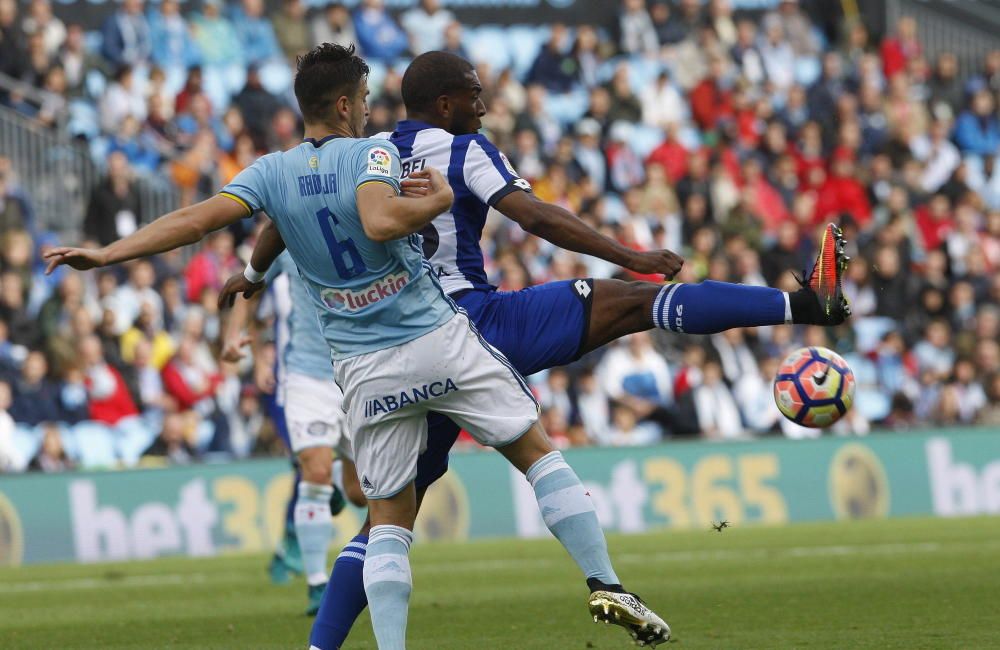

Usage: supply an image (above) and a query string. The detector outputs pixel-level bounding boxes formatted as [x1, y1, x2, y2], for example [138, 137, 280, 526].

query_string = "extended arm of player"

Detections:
[356, 169, 453, 242]
[493, 191, 684, 278]
[44, 195, 246, 273]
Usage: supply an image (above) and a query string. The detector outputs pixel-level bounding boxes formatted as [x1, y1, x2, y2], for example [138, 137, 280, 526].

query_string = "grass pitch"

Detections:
[1, 516, 998, 649]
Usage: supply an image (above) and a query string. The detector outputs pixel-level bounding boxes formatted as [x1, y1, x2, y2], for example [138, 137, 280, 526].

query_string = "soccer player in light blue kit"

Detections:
[220, 249, 366, 615]
[45, 44, 671, 649]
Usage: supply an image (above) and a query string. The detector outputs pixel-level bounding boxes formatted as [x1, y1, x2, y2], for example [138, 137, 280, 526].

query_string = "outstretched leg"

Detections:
[582, 224, 851, 354]
[497, 424, 671, 646]
[310, 486, 429, 650]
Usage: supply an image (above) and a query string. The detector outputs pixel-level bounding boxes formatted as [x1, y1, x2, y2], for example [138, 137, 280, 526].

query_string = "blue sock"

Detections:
[651, 281, 790, 334]
[527, 451, 619, 585]
[295, 482, 334, 586]
[310, 534, 369, 650]
[363, 525, 413, 650]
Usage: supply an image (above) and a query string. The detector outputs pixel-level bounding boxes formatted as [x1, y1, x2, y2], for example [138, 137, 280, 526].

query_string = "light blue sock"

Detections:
[651, 281, 790, 334]
[295, 482, 334, 586]
[364, 525, 413, 650]
[526, 451, 619, 585]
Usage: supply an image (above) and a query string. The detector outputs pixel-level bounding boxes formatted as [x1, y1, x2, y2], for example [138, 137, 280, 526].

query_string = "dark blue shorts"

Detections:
[415, 280, 593, 488]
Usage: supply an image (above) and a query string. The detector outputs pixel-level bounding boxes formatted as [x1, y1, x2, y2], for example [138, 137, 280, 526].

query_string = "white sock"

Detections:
[364, 525, 413, 650]
[295, 481, 334, 586]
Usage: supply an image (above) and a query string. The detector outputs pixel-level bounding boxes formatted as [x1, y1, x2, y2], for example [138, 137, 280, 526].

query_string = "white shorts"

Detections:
[281, 371, 349, 456]
[336, 312, 539, 499]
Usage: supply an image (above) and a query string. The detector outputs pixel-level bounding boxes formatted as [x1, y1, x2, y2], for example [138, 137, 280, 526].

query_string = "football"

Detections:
[773, 346, 856, 428]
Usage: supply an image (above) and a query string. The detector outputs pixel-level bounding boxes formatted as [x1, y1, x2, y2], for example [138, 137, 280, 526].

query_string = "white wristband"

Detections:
[244, 262, 265, 284]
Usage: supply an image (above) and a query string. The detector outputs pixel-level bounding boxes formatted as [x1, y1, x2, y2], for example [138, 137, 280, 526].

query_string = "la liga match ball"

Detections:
[773, 346, 856, 428]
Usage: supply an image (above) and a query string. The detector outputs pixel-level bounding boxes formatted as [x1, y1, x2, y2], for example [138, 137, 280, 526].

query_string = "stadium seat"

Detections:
[84, 69, 106, 100]
[365, 60, 388, 102]
[68, 101, 100, 140]
[794, 57, 822, 87]
[506, 25, 548, 78]
[853, 316, 897, 354]
[69, 422, 119, 469]
[83, 30, 102, 55]
[465, 26, 511, 71]
[629, 124, 667, 159]
[88, 135, 110, 164]
[115, 415, 158, 467]
[201, 66, 234, 112]
[193, 419, 216, 453]
[544, 89, 589, 127]
[626, 56, 664, 96]
[256, 61, 292, 95]
[10, 425, 41, 472]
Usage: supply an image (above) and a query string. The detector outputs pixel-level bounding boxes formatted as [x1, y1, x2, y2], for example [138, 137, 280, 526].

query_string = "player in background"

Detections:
[220, 248, 366, 614]
[46, 44, 672, 649]
[222, 51, 849, 649]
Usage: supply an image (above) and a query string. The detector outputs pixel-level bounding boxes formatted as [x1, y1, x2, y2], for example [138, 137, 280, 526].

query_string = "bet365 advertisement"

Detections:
[0, 428, 998, 566]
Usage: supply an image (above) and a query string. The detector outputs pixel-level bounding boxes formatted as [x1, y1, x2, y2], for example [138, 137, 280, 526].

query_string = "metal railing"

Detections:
[0, 103, 96, 237]
[0, 75, 180, 240]
[886, 0, 1000, 80]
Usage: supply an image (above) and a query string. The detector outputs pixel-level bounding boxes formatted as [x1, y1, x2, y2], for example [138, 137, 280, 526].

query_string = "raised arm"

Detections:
[356, 168, 453, 242]
[217, 219, 288, 310]
[45, 195, 247, 273]
[493, 190, 684, 279]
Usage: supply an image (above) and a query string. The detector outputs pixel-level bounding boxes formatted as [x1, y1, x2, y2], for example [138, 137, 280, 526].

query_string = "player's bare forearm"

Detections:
[220, 291, 260, 362]
[105, 195, 246, 265]
[250, 219, 286, 273]
[357, 169, 454, 242]
[45, 196, 247, 274]
[495, 192, 684, 278]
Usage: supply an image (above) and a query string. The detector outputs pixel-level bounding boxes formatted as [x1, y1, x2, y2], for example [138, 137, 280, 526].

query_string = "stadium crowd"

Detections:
[1, 0, 999, 473]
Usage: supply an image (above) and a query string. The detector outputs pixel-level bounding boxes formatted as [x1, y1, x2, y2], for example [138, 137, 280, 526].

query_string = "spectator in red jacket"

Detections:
[183, 230, 238, 302]
[690, 56, 734, 132]
[813, 148, 872, 225]
[644, 123, 689, 184]
[79, 335, 138, 424]
[161, 336, 222, 411]
[915, 193, 953, 252]
[880, 16, 921, 79]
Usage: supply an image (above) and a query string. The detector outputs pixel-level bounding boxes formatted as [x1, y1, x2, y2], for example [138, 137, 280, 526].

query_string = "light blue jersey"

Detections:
[264, 251, 335, 381]
[221, 136, 455, 360]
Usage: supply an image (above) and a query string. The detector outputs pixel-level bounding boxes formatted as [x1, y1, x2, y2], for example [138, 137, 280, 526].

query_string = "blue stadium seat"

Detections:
[629, 124, 666, 159]
[506, 25, 548, 78]
[201, 65, 234, 112]
[84, 69, 106, 100]
[68, 101, 100, 140]
[256, 60, 292, 95]
[852, 316, 897, 354]
[595, 56, 627, 85]
[221, 62, 248, 97]
[83, 30, 102, 55]
[194, 418, 216, 453]
[625, 56, 664, 96]
[162, 65, 187, 99]
[794, 56, 822, 87]
[544, 89, 588, 127]
[11, 425, 41, 471]
[88, 135, 110, 164]
[465, 26, 511, 71]
[602, 193, 627, 224]
[70, 422, 119, 469]
[365, 60, 388, 102]
[115, 415, 158, 467]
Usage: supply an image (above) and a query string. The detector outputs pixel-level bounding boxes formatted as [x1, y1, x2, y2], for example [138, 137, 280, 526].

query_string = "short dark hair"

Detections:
[401, 51, 475, 114]
[294, 43, 369, 124]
